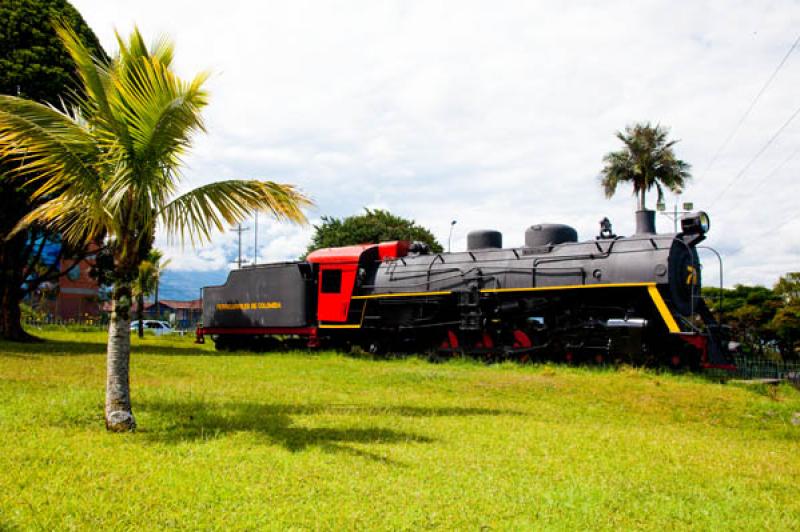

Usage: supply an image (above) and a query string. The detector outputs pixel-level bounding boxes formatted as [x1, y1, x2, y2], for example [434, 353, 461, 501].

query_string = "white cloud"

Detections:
[73, 0, 800, 287]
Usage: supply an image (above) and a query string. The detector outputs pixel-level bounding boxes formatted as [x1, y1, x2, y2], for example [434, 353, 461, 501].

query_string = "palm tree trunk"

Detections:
[106, 282, 136, 431]
[137, 291, 144, 338]
[638, 188, 646, 211]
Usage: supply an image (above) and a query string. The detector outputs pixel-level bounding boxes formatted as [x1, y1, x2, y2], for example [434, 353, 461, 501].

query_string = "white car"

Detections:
[130, 320, 174, 336]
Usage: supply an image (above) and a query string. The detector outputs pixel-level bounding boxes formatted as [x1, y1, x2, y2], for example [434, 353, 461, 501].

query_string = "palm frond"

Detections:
[149, 34, 175, 66]
[655, 182, 665, 205]
[160, 180, 312, 245]
[54, 23, 115, 125]
[600, 150, 634, 198]
[10, 193, 108, 246]
[113, 59, 209, 167]
[115, 26, 151, 64]
[0, 96, 100, 199]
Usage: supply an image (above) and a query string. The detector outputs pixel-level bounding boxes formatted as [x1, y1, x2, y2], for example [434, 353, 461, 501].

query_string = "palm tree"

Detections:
[133, 249, 170, 338]
[600, 122, 691, 211]
[0, 26, 311, 431]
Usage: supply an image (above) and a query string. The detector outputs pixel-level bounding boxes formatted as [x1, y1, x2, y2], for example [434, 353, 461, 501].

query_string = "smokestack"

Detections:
[635, 210, 656, 234]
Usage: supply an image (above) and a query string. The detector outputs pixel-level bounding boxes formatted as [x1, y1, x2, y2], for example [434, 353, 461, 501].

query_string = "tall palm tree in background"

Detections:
[133, 249, 170, 338]
[0, 26, 311, 431]
[600, 122, 692, 211]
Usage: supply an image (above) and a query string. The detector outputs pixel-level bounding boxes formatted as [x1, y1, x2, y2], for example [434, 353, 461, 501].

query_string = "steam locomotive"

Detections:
[197, 210, 733, 368]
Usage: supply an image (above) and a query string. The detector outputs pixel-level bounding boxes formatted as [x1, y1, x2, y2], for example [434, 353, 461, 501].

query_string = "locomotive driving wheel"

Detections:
[665, 343, 702, 371]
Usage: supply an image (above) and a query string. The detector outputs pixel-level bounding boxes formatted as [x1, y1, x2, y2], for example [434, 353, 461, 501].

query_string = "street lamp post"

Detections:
[448, 220, 457, 252]
[657, 200, 694, 233]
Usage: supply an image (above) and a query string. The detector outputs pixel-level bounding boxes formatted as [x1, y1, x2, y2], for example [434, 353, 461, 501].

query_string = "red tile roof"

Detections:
[154, 299, 202, 310]
[101, 299, 201, 312]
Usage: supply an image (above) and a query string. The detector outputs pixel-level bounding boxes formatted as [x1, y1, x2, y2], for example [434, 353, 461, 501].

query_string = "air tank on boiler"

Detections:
[467, 230, 502, 250]
[525, 224, 578, 248]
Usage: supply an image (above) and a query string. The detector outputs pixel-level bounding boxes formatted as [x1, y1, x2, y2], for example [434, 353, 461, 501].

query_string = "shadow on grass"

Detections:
[137, 399, 444, 465]
[136, 400, 520, 464]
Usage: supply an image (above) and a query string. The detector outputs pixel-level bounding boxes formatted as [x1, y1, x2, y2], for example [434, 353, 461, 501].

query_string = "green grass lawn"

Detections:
[1, 330, 799, 530]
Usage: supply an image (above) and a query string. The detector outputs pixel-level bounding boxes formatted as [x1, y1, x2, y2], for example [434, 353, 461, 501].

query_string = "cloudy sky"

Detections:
[72, 0, 800, 289]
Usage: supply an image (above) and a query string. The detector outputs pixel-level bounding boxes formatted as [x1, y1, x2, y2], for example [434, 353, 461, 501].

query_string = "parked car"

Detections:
[129, 320, 174, 336]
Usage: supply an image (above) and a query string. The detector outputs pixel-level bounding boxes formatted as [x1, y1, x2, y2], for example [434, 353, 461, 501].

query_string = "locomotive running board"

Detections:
[350, 282, 682, 334]
[484, 283, 681, 333]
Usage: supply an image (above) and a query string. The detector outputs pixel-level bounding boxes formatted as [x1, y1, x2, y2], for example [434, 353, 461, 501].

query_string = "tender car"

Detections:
[129, 320, 174, 336]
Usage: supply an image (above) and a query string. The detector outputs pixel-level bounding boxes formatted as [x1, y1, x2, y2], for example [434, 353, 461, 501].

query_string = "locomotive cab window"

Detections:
[320, 269, 342, 293]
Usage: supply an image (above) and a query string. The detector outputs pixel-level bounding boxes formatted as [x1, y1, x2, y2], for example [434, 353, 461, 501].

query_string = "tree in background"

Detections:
[774, 272, 800, 303]
[0, 26, 312, 431]
[772, 272, 800, 359]
[703, 272, 800, 360]
[600, 123, 691, 211]
[0, 0, 107, 340]
[306, 209, 443, 256]
[132, 249, 170, 338]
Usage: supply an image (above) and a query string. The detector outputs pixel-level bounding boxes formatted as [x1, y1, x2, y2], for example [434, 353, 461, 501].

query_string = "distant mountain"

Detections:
[158, 269, 231, 301]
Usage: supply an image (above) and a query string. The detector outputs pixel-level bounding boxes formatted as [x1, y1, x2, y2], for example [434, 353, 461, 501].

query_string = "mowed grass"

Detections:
[1, 330, 799, 530]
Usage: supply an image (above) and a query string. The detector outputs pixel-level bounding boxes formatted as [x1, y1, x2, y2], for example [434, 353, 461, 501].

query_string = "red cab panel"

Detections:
[316, 264, 357, 322]
[307, 244, 372, 324]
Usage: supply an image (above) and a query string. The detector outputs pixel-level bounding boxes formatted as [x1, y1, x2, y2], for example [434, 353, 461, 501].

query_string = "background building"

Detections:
[143, 299, 202, 329]
[27, 252, 101, 323]
[101, 298, 202, 330]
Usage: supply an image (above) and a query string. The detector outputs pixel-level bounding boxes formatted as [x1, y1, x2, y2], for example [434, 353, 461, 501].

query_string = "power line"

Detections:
[701, 33, 800, 178]
[771, 211, 800, 233]
[726, 210, 800, 256]
[708, 100, 800, 208]
[750, 144, 800, 193]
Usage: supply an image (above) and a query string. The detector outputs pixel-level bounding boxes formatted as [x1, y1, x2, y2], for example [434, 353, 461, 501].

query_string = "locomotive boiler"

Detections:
[197, 210, 732, 368]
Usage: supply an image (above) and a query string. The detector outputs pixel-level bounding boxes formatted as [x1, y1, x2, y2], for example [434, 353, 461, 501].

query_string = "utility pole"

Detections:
[231, 224, 250, 269]
[253, 211, 258, 265]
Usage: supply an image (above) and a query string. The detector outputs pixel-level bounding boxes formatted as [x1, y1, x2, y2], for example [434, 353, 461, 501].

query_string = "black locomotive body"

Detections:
[198, 211, 731, 368]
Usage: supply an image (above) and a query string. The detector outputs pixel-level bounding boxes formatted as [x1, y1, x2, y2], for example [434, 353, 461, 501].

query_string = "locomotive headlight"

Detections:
[680, 211, 710, 235]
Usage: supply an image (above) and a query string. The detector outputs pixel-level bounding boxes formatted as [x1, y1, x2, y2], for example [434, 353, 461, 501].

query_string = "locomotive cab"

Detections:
[307, 241, 410, 326]
[306, 245, 372, 324]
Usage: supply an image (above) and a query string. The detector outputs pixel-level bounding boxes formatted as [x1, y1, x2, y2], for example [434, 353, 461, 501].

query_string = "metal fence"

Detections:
[729, 355, 800, 383]
[23, 317, 200, 335]
[24, 316, 106, 328]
